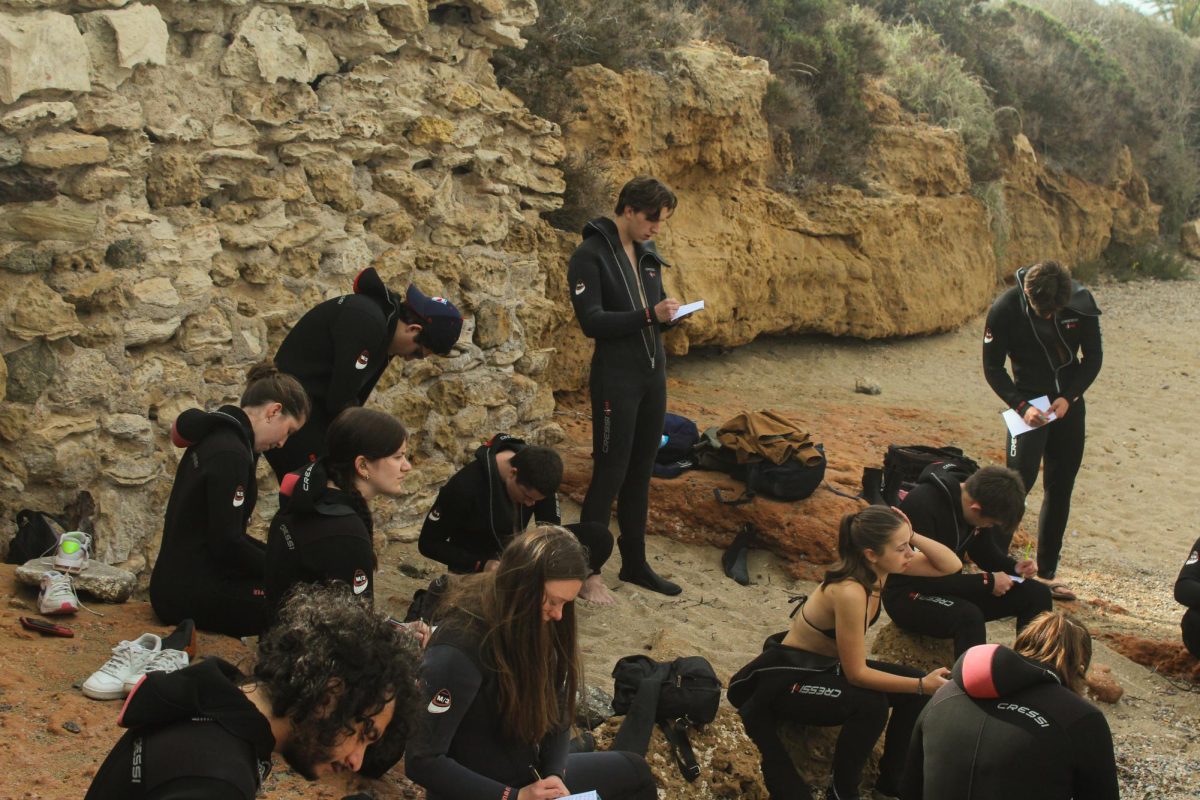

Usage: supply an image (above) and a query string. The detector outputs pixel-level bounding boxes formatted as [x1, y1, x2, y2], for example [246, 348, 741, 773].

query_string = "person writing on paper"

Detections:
[883, 465, 1052, 658]
[405, 526, 657, 800]
[728, 507, 961, 800]
[983, 261, 1102, 601]
[567, 175, 685, 599]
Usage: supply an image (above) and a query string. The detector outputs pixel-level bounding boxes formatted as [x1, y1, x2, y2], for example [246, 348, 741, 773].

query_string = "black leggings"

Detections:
[738, 660, 927, 800]
[1183, 608, 1200, 660]
[150, 572, 267, 639]
[1006, 399, 1086, 579]
[581, 360, 667, 572]
[565, 521, 615, 575]
[563, 750, 657, 799]
[883, 577, 1053, 658]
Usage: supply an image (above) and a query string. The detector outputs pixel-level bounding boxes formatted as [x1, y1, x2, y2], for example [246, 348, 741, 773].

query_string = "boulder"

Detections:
[0, 201, 99, 242]
[23, 132, 110, 169]
[146, 148, 204, 208]
[8, 279, 80, 340]
[15, 556, 136, 602]
[3, 338, 56, 402]
[0, 101, 76, 133]
[221, 7, 337, 85]
[870, 622, 956, 673]
[0, 11, 91, 103]
[80, 4, 168, 88]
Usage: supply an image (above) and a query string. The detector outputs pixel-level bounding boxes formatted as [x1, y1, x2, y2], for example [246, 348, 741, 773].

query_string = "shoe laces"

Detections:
[100, 640, 155, 678]
[143, 648, 189, 673]
[40, 571, 77, 604]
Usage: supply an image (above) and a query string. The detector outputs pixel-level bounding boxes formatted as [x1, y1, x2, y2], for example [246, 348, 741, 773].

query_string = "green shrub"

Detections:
[544, 157, 614, 233]
[971, 180, 1010, 266]
[1076, 241, 1193, 282]
[879, 21, 998, 178]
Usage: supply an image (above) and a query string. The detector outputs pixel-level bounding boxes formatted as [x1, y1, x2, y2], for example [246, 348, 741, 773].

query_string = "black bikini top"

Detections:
[790, 588, 882, 641]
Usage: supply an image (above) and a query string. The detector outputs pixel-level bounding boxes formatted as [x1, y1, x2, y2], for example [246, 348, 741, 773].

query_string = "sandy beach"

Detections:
[1, 277, 1198, 799]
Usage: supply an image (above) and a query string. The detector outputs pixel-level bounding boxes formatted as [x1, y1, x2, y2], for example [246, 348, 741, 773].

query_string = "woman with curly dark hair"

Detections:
[151, 361, 310, 638]
[265, 406, 413, 626]
[85, 583, 421, 799]
[406, 526, 657, 800]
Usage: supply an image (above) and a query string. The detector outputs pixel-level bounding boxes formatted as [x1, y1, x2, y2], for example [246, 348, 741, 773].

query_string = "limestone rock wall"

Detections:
[538, 45, 1159, 389]
[0, 0, 568, 568]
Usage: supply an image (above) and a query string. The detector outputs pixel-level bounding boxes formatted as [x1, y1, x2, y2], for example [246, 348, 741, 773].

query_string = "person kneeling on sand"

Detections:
[883, 465, 1053, 658]
[418, 434, 615, 604]
[85, 583, 421, 800]
[1174, 536, 1200, 659]
[729, 507, 961, 800]
[406, 526, 657, 800]
[902, 610, 1118, 799]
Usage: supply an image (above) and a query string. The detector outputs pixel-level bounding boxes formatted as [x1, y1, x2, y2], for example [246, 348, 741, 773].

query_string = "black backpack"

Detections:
[698, 435, 827, 505]
[5, 509, 63, 564]
[880, 445, 979, 506]
[657, 413, 700, 463]
[611, 655, 721, 782]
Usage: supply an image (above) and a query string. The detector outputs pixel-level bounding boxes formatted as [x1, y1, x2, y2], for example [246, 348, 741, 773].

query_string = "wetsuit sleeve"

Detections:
[1059, 314, 1102, 402]
[965, 528, 1018, 575]
[146, 777, 248, 800]
[982, 300, 1026, 409]
[324, 304, 387, 416]
[567, 246, 654, 339]
[1174, 537, 1200, 608]
[303, 534, 375, 602]
[417, 484, 491, 573]
[532, 493, 561, 526]
[1068, 712, 1119, 800]
[204, 450, 265, 575]
[405, 645, 513, 799]
[539, 725, 570, 780]
[898, 485, 952, 550]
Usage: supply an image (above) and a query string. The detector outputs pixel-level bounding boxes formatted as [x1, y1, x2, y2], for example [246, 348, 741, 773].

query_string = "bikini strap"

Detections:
[788, 594, 808, 619]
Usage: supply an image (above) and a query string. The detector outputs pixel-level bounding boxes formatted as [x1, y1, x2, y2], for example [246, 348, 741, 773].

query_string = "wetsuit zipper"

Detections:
[587, 221, 656, 371]
[1022, 302, 1066, 396]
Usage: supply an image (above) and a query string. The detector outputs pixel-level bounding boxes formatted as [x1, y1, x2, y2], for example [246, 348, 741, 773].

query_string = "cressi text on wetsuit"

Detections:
[982, 267, 1102, 578]
[1175, 536, 1200, 658]
[405, 622, 656, 800]
[266, 268, 401, 480]
[902, 643, 1118, 800]
[150, 406, 267, 638]
[417, 434, 612, 574]
[567, 217, 673, 586]
[85, 659, 274, 800]
[885, 464, 1052, 656]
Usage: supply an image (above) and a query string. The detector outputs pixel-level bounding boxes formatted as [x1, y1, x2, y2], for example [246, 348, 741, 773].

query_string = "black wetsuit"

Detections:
[264, 460, 375, 625]
[405, 622, 657, 800]
[417, 434, 612, 574]
[150, 406, 267, 638]
[729, 607, 927, 800]
[567, 217, 672, 585]
[85, 658, 274, 800]
[982, 267, 1102, 579]
[266, 268, 401, 480]
[902, 643, 1118, 799]
[1174, 536, 1200, 658]
[884, 464, 1052, 657]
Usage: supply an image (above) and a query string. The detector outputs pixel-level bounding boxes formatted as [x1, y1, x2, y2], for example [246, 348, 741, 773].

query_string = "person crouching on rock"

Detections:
[406, 526, 658, 800]
[85, 583, 421, 800]
[728, 506, 962, 800]
[1174, 536, 1200, 659]
[150, 362, 309, 638]
[902, 610, 1118, 799]
[417, 433, 614, 604]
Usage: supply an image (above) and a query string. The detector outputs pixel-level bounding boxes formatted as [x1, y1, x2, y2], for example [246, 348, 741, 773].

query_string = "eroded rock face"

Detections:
[0, 0, 566, 572]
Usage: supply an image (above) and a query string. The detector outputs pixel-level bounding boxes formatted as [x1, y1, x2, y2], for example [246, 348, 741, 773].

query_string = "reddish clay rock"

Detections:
[1086, 664, 1124, 704]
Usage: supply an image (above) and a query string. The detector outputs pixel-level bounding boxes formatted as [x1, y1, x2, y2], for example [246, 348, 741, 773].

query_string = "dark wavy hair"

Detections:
[511, 445, 563, 498]
[241, 361, 310, 421]
[249, 583, 420, 751]
[614, 175, 677, 219]
[822, 506, 907, 593]
[441, 526, 589, 745]
[964, 466, 1027, 532]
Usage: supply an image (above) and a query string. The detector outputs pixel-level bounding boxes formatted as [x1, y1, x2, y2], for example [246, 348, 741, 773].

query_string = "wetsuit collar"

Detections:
[954, 644, 1062, 699]
[582, 217, 670, 266]
[1014, 266, 1100, 318]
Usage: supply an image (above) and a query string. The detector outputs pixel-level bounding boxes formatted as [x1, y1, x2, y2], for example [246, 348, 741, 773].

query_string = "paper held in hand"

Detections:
[670, 299, 705, 322]
[563, 792, 600, 800]
[1001, 395, 1058, 438]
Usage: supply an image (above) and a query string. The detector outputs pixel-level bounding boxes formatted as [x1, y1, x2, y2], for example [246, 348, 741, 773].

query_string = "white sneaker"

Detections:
[53, 531, 91, 574]
[37, 570, 79, 615]
[122, 648, 189, 694]
[82, 633, 162, 700]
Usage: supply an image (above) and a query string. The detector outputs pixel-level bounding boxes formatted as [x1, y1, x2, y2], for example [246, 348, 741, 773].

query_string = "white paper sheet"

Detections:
[670, 299, 705, 322]
[1001, 395, 1057, 438]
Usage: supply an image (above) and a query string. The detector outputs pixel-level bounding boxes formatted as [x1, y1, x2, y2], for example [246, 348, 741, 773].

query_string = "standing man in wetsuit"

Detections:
[266, 267, 462, 481]
[568, 176, 682, 599]
[983, 261, 1102, 601]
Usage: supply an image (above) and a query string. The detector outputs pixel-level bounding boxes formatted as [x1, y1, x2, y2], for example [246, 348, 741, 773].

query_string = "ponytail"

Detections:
[821, 506, 905, 593]
[240, 361, 310, 421]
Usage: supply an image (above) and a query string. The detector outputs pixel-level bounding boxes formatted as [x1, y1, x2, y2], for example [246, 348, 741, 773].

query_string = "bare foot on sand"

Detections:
[579, 573, 616, 605]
